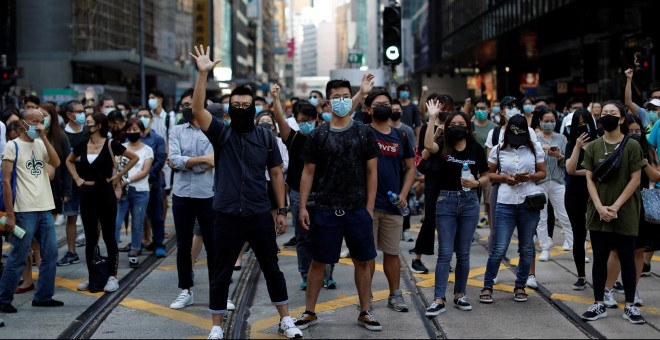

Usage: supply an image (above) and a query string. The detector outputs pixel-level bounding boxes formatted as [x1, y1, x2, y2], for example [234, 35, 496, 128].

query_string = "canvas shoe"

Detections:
[207, 326, 223, 339]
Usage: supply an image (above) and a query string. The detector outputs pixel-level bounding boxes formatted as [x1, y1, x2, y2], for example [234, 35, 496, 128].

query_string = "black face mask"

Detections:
[447, 125, 467, 142]
[630, 133, 642, 142]
[182, 108, 194, 123]
[258, 122, 273, 130]
[390, 111, 402, 121]
[600, 115, 620, 132]
[126, 132, 141, 143]
[371, 105, 392, 122]
[228, 106, 256, 133]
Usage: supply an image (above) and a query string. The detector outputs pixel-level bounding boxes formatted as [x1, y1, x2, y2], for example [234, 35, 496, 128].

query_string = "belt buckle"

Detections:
[334, 209, 345, 217]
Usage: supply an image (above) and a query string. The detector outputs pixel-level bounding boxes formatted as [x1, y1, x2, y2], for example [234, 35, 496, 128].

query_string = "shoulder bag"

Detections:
[592, 135, 630, 183]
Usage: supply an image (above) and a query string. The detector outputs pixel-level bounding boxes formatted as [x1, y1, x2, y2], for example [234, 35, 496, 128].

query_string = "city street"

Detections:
[2, 206, 660, 338]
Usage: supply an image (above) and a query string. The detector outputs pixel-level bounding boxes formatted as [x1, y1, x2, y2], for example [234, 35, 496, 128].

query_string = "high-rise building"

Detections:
[300, 24, 318, 77]
[15, 0, 192, 102]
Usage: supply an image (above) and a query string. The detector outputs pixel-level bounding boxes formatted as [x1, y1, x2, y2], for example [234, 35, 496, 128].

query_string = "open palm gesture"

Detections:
[189, 45, 222, 73]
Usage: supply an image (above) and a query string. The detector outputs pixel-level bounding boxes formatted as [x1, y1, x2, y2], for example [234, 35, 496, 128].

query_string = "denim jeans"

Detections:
[484, 203, 540, 289]
[434, 190, 480, 299]
[0, 211, 57, 304]
[147, 179, 165, 249]
[115, 187, 150, 251]
[172, 195, 215, 290]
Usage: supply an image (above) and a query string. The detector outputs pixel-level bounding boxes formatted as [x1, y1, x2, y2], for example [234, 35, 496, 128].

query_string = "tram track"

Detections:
[57, 236, 178, 339]
[472, 233, 605, 339]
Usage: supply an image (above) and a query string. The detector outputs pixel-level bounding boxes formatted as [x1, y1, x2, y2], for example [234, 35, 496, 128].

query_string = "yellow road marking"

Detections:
[121, 298, 212, 329]
[250, 289, 396, 338]
[158, 259, 208, 271]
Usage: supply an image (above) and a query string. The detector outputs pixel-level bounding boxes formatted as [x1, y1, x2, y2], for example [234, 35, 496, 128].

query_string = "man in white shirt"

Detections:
[0, 109, 63, 313]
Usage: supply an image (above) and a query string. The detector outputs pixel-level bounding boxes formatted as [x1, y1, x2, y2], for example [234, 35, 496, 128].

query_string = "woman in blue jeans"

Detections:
[481, 114, 546, 303]
[114, 118, 153, 268]
[422, 105, 490, 316]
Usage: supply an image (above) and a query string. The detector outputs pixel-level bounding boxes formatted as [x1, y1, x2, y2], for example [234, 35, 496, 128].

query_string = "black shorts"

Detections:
[310, 208, 377, 263]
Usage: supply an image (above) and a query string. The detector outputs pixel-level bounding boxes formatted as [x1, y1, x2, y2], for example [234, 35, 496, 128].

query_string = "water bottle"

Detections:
[461, 163, 472, 192]
[387, 191, 410, 216]
[0, 216, 25, 239]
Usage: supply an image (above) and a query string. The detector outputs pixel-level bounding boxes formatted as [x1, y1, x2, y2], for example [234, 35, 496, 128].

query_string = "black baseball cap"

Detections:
[506, 114, 529, 146]
[500, 96, 520, 108]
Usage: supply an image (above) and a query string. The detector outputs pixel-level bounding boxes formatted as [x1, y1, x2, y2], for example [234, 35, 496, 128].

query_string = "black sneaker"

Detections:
[411, 259, 429, 274]
[283, 236, 297, 247]
[453, 296, 472, 311]
[56, 251, 80, 266]
[0, 303, 17, 313]
[641, 263, 651, 277]
[293, 311, 318, 330]
[425, 300, 446, 317]
[612, 281, 624, 294]
[572, 278, 587, 290]
[581, 303, 608, 321]
[32, 299, 64, 307]
[408, 247, 416, 254]
[357, 311, 382, 331]
[623, 305, 646, 324]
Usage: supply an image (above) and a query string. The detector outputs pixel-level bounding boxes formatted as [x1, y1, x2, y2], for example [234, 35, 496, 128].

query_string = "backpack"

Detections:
[491, 126, 501, 148]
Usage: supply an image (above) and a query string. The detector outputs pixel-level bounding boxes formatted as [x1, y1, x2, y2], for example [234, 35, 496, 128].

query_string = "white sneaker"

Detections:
[75, 233, 86, 246]
[76, 216, 82, 226]
[562, 241, 572, 251]
[104, 276, 119, 293]
[340, 249, 350, 258]
[54, 215, 65, 226]
[493, 275, 499, 285]
[526, 275, 538, 289]
[603, 289, 618, 308]
[539, 250, 550, 262]
[170, 289, 194, 309]
[634, 290, 643, 306]
[208, 326, 223, 339]
[227, 299, 236, 311]
[77, 280, 89, 291]
[278, 316, 303, 339]
[585, 257, 590, 263]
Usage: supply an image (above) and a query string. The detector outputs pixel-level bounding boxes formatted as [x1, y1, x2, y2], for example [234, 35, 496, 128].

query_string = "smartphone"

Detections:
[576, 124, 589, 136]
[549, 146, 559, 152]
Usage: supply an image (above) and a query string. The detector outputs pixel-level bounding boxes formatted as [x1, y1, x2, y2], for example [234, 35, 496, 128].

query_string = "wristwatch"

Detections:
[276, 207, 288, 216]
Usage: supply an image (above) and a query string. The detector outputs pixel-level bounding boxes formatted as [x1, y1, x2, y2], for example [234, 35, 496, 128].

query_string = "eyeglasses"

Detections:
[231, 102, 252, 109]
[330, 96, 351, 100]
[475, 106, 488, 110]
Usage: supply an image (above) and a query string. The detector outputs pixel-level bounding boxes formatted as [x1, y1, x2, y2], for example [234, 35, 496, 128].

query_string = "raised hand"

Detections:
[271, 83, 281, 99]
[360, 73, 375, 94]
[426, 99, 441, 118]
[189, 45, 222, 73]
[625, 68, 633, 80]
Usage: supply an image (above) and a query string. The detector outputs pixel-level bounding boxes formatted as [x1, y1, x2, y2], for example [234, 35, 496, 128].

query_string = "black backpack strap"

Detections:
[491, 126, 501, 147]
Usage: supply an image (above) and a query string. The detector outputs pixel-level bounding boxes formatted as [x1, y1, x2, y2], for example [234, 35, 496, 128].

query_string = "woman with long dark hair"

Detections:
[565, 108, 598, 290]
[481, 114, 546, 304]
[66, 113, 139, 293]
[422, 108, 489, 316]
[580, 101, 645, 324]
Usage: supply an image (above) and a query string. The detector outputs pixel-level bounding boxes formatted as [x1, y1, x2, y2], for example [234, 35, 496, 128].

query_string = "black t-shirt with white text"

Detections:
[435, 141, 489, 191]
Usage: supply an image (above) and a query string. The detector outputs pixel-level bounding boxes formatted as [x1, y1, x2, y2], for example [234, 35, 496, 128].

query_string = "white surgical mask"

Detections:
[505, 107, 521, 120]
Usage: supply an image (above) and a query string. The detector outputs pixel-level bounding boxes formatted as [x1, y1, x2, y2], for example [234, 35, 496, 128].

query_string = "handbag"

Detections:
[106, 139, 123, 200]
[0, 141, 18, 212]
[414, 148, 427, 174]
[642, 188, 660, 224]
[593, 135, 630, 183]
[88, 245, 109, 293]
[523, 193, 547, 211]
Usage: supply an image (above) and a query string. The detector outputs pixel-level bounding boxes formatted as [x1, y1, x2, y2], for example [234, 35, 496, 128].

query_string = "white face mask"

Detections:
[505, 107, 521, 120]
[102, 107, 114, 116]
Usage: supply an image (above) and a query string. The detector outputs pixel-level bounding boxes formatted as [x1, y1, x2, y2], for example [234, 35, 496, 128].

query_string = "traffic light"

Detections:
[0, 67, 17, 94]
[382, 5, 401, 65]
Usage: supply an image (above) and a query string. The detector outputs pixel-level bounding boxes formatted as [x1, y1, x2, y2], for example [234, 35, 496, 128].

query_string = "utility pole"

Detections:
[139, 0, 146, 107]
